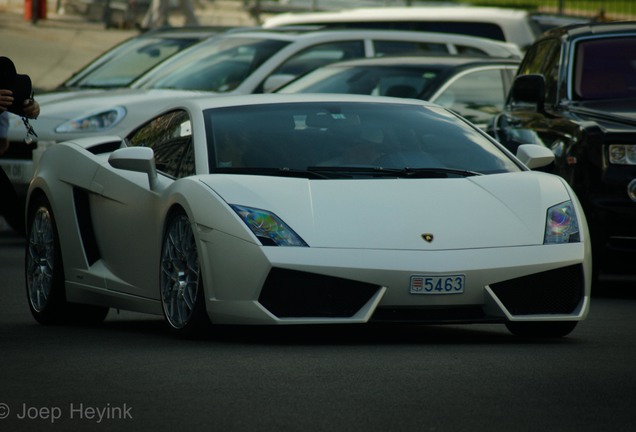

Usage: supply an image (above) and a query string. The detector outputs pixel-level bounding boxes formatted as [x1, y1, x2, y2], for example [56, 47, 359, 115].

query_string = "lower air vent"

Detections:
[259, 268, 380, 318]
[489, 264, 584, 315]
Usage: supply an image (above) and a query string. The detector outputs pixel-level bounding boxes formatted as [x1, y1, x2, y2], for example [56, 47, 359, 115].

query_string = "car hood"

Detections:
[35, 89, 108, 104]
[8, 89, 204, 142]
[199, 171, 571, 250]
[570, 98, 636, 128]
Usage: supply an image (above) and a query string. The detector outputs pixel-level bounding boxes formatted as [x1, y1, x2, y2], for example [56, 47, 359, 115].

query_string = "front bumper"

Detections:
[199, 230, 591, 325]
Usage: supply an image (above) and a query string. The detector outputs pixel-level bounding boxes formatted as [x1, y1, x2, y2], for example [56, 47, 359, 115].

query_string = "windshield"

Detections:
[204, 102, 521, 177]
[573, 36, 636, 100]
[133, 37, 290, 92]
[278, 65, 442, 98]
[64, 36, 201, 89]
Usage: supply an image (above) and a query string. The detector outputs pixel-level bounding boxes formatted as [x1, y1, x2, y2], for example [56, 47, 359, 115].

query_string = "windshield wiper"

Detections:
[211, 166, 482, 179]
[212, 167, 331, 179]
[307, 166, 482, 178]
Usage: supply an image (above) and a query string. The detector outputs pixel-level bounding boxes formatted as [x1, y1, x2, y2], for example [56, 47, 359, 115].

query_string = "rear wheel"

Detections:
[25, 195, 109, 325]
[505, 321, 578, 338]
[160, 211, 210, 338]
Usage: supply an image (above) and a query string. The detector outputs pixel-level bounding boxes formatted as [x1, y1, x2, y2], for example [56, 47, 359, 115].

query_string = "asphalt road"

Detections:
[2, 230, 636, 432]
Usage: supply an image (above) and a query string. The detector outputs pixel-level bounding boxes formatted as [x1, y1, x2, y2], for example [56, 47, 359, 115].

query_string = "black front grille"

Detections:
[489, 264, 584, 315]
[259, 268, 380, 318]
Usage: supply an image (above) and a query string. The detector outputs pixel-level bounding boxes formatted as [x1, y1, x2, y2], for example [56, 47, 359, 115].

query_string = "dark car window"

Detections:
[127, 110, 195, 178]
[373, 40, 449, 56]
[434, 68, 513, 127]
[455, 45, 490, 57]
[261, 41, 366, 92]
[205, 102, 521, 175]
[277, 65, 439, 97]
[517, 37, 561, 104]
[315, 21, 507, 42]
[573, 36, 636, 100]
[64, 37, 201, 89]
[137, 37, 290, 92]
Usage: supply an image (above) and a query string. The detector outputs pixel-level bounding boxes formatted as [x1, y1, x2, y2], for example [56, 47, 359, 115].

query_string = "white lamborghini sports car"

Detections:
[25, 94, 591, 338]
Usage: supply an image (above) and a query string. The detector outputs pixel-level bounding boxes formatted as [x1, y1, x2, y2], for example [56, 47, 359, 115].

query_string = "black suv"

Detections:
[489, 21, 636, 281]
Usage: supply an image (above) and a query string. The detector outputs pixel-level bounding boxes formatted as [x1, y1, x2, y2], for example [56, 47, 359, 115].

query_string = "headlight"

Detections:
[544, 201, 580, 244]
[230, 205, 308, 247]
[55, 107, 126, 133]
[608, 144, 636, 165]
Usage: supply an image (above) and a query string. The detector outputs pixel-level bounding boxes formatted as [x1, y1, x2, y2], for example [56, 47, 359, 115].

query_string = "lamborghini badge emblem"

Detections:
[421, 233, 434, 243]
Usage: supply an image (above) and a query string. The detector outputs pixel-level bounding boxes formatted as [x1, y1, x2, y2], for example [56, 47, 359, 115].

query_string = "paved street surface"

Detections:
[2, 230, 636, 431]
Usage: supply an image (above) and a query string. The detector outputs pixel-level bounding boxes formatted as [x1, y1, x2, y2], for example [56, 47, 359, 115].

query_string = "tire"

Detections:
[505, 321, 578, 338]
[160, 211, 211, 338]
[25, 195, 109, 325]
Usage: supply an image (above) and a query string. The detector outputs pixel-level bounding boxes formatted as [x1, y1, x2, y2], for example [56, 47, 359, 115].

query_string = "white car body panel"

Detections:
[263, 6, 538, 49]
[25, 94, 591, 333]
[199, 172, 569, 249]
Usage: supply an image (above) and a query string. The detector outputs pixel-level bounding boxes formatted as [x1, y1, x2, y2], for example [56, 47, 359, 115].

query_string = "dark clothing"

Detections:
[0, 166, 23, 233]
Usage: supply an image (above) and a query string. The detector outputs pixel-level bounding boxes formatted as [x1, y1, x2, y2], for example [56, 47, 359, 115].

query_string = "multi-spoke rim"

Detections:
[160, 214, 200, 329]
[26, 206, 56, 313]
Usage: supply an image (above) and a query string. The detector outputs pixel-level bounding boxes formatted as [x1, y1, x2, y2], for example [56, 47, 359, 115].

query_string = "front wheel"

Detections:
[160, 211, 211, 338]
[25, 195, 109, 325]
[505, 321, 578, 338]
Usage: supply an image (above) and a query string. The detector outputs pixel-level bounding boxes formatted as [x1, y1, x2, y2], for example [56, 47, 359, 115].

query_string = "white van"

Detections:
[263, 6, 541, 50]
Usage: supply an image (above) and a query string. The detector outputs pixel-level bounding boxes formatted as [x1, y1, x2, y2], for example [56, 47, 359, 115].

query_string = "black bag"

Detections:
[0, 56, 33, 117]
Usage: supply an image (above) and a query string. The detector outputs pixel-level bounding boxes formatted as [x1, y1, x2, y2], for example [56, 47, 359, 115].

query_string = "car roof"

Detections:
[216, 28, 521, 57]
[185, 92, 437, 111]
[317, 55, 521, 68]
[138, 25, 234, 38]
[225, 27, 505, 42]
[541, 20, 636, 39]
[262, 6, 538, 49]
[264, 6, 532, 25]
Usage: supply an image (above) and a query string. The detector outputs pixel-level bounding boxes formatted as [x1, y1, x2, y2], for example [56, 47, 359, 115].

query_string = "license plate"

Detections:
[410, 274, 465, 295]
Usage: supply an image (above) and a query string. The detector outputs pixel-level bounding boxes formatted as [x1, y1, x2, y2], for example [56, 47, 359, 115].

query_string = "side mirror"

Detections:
[516, 144, 555, 169]
[108, 146, 158, 190]
[510, 74, 546, 113]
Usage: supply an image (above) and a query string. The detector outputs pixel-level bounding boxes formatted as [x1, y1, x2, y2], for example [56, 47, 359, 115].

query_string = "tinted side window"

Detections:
[517, 38, 561, 104]
[260, 41, 365, 92]
[274, 41, 365, 76]
[573, 36, 636, 100]
[314, 21, 506, 42]
[434, 68, 510, 127]
[411, 22, 506, 42]
[455, 45, 489, 57]
[127, 110, 195, 178]
[374, 40, 449, 56]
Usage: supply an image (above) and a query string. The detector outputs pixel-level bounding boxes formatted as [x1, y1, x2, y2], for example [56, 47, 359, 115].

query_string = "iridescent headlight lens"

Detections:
[544, 201, 580, 244]
[55, 107, 126, 133]
[608, 145, 636, 165]
[230, 205, 308, 247]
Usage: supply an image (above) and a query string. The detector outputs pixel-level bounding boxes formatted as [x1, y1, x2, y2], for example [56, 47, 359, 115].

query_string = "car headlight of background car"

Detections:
[55, 106, 126, 133]
[608, 144, 636, 165]
[231, 205, 308, 247]
[544, 201, 580, 244]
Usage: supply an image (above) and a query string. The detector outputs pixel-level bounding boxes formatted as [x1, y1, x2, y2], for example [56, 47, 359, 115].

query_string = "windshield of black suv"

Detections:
[573, 35, 636, 100]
